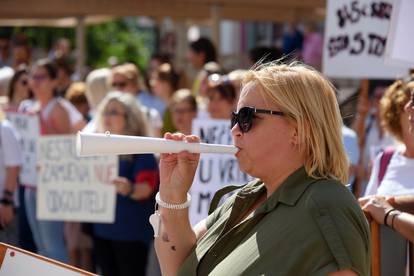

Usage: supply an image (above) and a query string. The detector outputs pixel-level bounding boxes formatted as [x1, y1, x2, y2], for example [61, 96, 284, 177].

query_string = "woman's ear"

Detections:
[290, 126, 299, 146]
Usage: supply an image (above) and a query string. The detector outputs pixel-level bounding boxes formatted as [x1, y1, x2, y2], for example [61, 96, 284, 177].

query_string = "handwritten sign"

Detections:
[6, 112, 39, 186]
[323, 0, 407, 79]
[189, 119, 251, 226]
[36, 135, 118, 223]
[384, 0, 414, 67]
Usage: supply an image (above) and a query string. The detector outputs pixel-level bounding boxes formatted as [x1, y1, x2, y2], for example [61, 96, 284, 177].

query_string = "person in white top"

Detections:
[19, 59, 85, 264]
[364, 81, 414, 196]
[0, 110, 22, 245]
[360, 80, 414, 276]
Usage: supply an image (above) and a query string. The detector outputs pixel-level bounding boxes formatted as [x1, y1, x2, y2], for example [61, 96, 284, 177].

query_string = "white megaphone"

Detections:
[76, 132, 238, 157]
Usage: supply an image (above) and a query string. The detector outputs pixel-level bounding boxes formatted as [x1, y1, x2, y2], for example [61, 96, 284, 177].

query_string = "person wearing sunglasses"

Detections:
[6, 65, 32, 112]
[206, 74, 237, 120]
[154, 62, 370, 276]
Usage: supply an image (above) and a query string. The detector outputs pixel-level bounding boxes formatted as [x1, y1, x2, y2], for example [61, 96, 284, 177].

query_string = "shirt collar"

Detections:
[252, 166, 318, 213]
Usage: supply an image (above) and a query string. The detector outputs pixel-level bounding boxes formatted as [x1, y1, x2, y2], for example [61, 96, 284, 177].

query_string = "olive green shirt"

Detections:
[179, 167, 371, 276]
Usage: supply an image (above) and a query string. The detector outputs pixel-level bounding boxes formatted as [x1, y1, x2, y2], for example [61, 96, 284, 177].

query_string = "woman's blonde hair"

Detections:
[85, 68, 111, 111]
[243, 62, 348, 184]
[111, 63, 147, 91]
[379, 79, 411, 142]
[95, 91, 149, 137]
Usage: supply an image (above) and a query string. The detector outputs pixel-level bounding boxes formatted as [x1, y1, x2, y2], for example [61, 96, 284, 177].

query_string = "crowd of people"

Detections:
[0, 30, 413, 276]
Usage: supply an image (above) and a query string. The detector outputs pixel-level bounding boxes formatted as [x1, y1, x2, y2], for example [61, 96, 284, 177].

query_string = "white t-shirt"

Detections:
[19, 98, 83, 128]
[0, 120, 23, 205]
[364, 115, 395, 166]
[365, 149, 414, 196]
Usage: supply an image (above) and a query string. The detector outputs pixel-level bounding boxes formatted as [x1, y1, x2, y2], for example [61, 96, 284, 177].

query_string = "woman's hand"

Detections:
[159, 133, 200, 203]
[0, 204, 14, 228]
[360, 196, 394, 224]
[113, 177, 132, 196]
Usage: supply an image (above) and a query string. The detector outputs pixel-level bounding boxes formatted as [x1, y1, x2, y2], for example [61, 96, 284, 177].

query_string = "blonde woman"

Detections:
[154, 62, 370, 276]
[92, 92, 159, 276]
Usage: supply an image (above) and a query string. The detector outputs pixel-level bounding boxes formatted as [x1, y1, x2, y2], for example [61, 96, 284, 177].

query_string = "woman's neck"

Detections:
[402, 132, 414, 158]
[261, 161, 304, 198]
[403, 143, 414, 158]
[37, 95, 54, 108]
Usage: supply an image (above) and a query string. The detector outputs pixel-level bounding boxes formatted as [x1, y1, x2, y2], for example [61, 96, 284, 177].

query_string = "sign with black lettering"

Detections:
[189, 119, 251, 226]
[384, 0, 414, 67]
[323, 0, 407, 79]
[6, 112, 39, 186]
[36, 135, 118, 223]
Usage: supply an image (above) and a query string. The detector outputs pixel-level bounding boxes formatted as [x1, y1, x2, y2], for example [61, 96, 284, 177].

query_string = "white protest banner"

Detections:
[6, 112, 39, 186]
[323, 0, 407, 79]
[384, 0, 414, 67]
[36, 135, 118, 223]
[189, 119, 251, 226]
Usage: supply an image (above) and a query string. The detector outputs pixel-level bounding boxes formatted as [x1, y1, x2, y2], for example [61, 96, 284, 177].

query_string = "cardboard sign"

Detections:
[189, 119, 251, 226]
[323, 0, 407, 79]
[6, 112, 40, 186]
[384, 0, 414, 67]
[36, 135, 118, 223]
[0, 243, 96, 276]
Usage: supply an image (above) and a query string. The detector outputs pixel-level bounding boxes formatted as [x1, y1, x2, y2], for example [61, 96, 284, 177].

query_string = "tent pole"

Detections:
[75, 16, 86, 80]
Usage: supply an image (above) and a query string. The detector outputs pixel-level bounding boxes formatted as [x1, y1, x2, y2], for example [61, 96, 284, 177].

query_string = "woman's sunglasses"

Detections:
[231, 106, 285, 133]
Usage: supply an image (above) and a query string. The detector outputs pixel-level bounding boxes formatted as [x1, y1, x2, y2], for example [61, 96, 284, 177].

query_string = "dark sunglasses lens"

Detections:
[231, 112, 238, 129]
[112, 82, 126, 88]
[238, 107, 253, 132]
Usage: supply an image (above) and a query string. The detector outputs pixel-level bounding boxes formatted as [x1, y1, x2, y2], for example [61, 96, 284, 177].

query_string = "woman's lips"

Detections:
[235, 147, 241, 157]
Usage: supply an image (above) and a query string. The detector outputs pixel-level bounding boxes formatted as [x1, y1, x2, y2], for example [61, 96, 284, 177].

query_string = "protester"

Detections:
[19, 59, 74, 263]
[361, 80, 413, 276]
[6, 65, 32, 112]
[92, 92, 159, 276]
[353, 83, 395, 188]
[154, 62, 370, 275]
[188, 37, 217, 96]
[66, 82, 90, 122]
[170, 89, 197, 135]
[82, 68, 111, 133]
[206, 74, 237, 119]
[0, 108, 22, 246]
[150, 63, 179, 135]
[111, 63, 165, 116]
[55, 57, 74, 97]
[110, 63, 163, 136]
[364, 80, 414, 196]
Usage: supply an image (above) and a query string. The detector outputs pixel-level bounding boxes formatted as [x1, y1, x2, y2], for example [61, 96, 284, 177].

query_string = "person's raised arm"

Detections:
[154, 133, 200, 276]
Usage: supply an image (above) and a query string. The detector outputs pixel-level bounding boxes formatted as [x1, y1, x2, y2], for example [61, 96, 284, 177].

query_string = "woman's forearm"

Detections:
[155, 207, 196, 276]
[392, 195, 414, 214]
[392, 212, 414, 243]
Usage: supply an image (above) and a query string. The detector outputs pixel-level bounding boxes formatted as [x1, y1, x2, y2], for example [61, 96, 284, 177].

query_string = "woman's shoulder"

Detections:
[0, 120, 19, 138]
[305, 179, 357, 208]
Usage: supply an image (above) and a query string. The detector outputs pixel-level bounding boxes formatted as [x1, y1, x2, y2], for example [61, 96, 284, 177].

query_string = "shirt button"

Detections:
[212, 251, 217, 257]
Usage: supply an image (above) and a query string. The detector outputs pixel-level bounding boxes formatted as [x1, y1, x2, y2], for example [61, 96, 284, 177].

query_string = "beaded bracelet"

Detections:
[155, 192, 191, 210]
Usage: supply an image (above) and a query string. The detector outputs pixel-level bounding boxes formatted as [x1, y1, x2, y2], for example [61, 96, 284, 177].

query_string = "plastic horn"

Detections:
[76, 132, 238, 157]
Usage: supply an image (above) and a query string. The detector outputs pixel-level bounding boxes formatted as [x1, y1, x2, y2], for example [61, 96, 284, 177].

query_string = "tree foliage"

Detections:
[1, 17, 155, 71]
